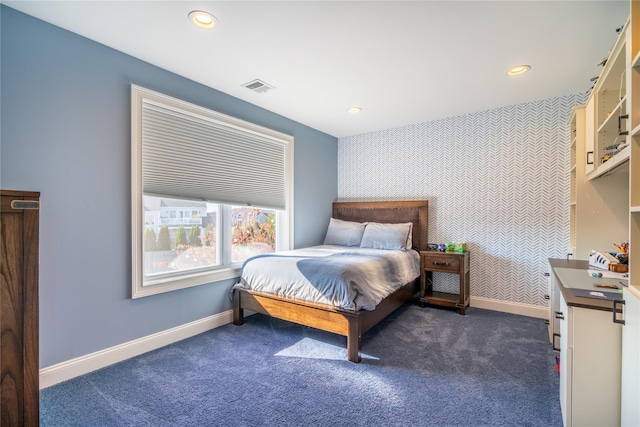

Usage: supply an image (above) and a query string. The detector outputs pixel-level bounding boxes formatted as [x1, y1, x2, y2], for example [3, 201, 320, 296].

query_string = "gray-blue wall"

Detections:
[0, 6, 338, 368]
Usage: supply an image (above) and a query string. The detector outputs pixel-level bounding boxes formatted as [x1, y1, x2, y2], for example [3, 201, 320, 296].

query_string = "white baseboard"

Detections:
[39, 309, 234, 389]
[470, 296, 548, 319]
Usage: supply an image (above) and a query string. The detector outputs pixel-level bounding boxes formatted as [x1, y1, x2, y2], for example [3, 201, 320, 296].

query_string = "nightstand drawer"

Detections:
[422, 254, 460, 272]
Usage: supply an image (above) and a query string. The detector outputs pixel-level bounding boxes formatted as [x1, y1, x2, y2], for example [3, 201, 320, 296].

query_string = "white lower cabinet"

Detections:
[621, 288, 640, 427]
[558, 292, 622, 427]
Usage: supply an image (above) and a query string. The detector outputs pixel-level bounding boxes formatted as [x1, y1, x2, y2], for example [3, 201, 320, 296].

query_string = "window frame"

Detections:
[131, 85, 293, 298]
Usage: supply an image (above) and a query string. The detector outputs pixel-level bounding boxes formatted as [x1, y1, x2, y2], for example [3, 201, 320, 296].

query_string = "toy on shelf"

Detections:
[614, 242, 628, 255]
[589, 251, 619, 269]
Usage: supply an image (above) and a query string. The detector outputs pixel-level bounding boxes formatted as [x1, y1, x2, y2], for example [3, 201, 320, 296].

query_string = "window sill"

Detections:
[132, 265, 242, 298]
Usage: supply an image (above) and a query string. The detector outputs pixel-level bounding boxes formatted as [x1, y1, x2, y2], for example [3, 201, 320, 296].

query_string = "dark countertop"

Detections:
[549, 258, 624, 312]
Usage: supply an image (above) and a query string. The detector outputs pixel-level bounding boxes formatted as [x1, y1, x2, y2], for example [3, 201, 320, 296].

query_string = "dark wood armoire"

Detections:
[1, 190, 40, 426]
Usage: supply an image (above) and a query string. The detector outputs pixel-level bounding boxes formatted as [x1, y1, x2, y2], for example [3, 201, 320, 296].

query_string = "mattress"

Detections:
[232, 245, 420, 310]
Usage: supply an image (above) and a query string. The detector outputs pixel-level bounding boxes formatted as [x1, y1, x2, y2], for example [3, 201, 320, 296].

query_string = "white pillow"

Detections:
[405, 222, 414, 250]
[360, 222, 413, 251]
[323, 218, 367, 247]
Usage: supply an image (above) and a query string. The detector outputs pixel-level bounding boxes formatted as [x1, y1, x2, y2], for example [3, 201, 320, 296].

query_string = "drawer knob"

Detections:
[433, 261, 450, 266]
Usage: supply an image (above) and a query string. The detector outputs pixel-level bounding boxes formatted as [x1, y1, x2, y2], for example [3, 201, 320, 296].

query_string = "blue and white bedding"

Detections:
[233, 245, 420, 311]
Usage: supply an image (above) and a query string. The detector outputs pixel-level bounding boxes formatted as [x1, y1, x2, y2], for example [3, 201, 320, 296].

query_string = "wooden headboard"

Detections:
[332, 200, 429, 251]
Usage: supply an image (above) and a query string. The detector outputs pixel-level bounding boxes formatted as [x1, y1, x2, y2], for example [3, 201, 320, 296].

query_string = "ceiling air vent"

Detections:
[242, 79, 275, 93]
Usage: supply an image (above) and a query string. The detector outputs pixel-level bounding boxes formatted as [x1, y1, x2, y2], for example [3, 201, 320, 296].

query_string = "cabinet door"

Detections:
[572, 305, 622, 426]
[547, 269, 554, 343]
[621, 288, 640, 426]
[548, 269, 561, 347]
[558, 293, 571, 427]
[585, 96, 595, 174]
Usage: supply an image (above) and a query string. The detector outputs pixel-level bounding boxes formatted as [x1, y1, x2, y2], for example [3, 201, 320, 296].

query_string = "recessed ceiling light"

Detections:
[188, 10, 217, 29]
[347, 106, 362, 114]
[507, 65, 531, 76]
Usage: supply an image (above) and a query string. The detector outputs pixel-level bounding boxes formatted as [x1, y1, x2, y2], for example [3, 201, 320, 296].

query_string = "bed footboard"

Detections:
[232, 279, 418, 363]
[232, 288, 363, 362]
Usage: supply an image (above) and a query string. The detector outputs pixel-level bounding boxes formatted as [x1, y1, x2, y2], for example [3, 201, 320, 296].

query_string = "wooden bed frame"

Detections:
[232, 200, 429, 362]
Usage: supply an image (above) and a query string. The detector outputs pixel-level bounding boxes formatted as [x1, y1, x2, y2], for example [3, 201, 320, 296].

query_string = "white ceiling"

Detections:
[2, 1, 630, 138]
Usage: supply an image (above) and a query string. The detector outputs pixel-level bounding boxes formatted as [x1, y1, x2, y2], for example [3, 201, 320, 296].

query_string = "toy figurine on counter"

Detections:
[614, 242, 628, 255]
[614, 242, 629, 266]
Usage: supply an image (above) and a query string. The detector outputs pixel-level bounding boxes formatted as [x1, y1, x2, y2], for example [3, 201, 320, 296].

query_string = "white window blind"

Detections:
[140, 94, 289, 210]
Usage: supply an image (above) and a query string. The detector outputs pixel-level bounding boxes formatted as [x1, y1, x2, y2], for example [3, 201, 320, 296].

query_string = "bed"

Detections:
[232, 200, 429, 362]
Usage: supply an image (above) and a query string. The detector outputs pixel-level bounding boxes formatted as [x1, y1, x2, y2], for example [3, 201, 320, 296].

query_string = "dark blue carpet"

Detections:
[41, 302, 562, 426]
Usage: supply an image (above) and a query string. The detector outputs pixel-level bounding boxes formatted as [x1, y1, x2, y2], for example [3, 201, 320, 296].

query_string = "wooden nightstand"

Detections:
[420, 250, 470, 315]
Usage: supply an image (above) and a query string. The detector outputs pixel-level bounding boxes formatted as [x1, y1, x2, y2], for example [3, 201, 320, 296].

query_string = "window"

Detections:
[131, 85, 293, 298]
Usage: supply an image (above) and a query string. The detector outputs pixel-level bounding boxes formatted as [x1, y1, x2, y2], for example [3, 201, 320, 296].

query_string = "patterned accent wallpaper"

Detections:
[338, 93, 588, 307]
